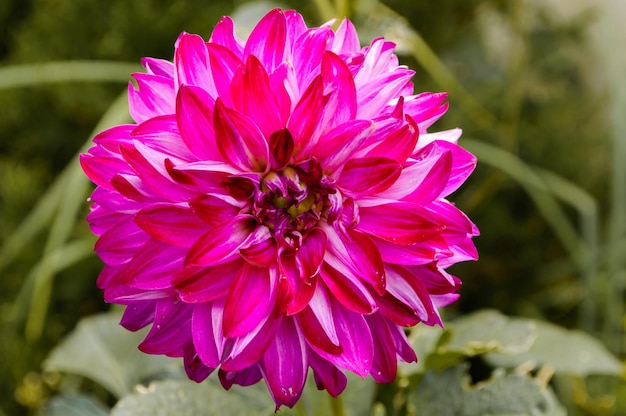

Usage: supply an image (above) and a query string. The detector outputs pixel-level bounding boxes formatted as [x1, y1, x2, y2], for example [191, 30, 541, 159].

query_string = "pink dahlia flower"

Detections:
[80, 8, 478, 408]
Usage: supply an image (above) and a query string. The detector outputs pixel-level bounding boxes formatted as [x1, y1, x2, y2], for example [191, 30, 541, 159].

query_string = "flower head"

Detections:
[81, 9, 478, 409]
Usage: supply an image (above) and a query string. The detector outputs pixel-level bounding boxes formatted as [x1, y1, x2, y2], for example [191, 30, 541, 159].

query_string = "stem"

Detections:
[329, 394, 346, 416]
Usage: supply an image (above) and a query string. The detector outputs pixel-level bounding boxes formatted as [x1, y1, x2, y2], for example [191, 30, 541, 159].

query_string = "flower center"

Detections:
[254, 160, 339, 250]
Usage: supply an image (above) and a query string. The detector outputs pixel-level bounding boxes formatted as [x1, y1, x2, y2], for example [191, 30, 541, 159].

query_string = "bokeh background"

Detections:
[1, 0, 624, 414]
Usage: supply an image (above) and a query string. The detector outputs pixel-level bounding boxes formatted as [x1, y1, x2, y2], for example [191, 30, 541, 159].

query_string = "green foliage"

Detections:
[409, 364, 566, 416]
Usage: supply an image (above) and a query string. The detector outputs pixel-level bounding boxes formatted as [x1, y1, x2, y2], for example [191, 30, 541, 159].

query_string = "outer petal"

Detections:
[243, 8, 286, 73]
[174, 32, 216, 95]
[260, 318, 307, 409]
[135, 205, 208, 246]
[175, 85, 220, 162]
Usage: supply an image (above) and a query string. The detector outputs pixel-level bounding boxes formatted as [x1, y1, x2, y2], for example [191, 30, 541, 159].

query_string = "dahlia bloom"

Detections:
[80, 9, 478, 408]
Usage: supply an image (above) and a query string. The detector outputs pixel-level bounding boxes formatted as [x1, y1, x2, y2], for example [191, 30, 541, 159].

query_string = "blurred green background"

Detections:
[1, 0, 624, 414]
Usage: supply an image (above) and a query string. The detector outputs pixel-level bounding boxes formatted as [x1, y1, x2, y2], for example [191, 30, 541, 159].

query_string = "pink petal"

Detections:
[175, 85, 220, 161]
[134, 205, 208, 246]
[385, 265, 441, 326]
[288, 75, 325, 157]
[332, 19, 361, 54]
[141, 57, 174, 78]
[189, 194, 243, 227]
[218, 365, 263, 389]
[209, 16, 244, 58]
[120, 300, 155, 331]
[230, 55, 287, 138]
[221, 313, 282, 371]
[185, 215, 257, 266]
[173, 260, 241, 303]
[128, 73, 175, 123]
[337, 157, 401, 196]
[213, 98, 269, 172]
[357, 202, 443, 245]
[313, 120, 374, 174]
[243, 8, 286, 73]
[174, 32, 215, 95]
[319, 262, 376, 315]
[131, 115, 196, 162]
[324, 225, 385, 294]
[308, 349, 348, 397]
[365, 313, 399, 382]
[121, 238, 186, 290]
[296, 305, 342, 355]
[94, 216, 148, 265]
[192, 301, 225, 368]
[222, 263, 276, 337]
[206, 42, 243, 107]
[260, 318, 307, 409]
[139, 298, 193, 355]
[319, 51, 357, 132]
[312, 298, 374, 378]
[292, 27, 334, 91]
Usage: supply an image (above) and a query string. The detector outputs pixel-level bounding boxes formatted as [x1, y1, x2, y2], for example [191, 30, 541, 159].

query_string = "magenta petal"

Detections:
[244, 8, 286, 73]
[313, 120, 374, 174]
[365, 313, 398, 382]
[120, 300, 155, 331]
[260, 318, 307, 409]
[135, 205, 207, 246]
[296, 306, 342, 355]
[209, 16, 244, 57]
[332, 19, 360, 54]
[358, 202, 443, 245]
[213, 99, 269, 172]
[291, 27, 334, 92]
[222, 313, 282, 371]
[296, 227, 327, 281]
[131, 115, 196, 162]
[308, 349, 348, 397]
[189, 194, 243, 227]
[185, 215, 256, 266]
[94, 216, 148, 265]
[319, 263, 376, 315]
[219, 365, 263, 390]
[222, 263, 275, 338]
[174, 32, 215, 94]
[206, 43, 243, 107]
[174, 260, 241, 303]
[288, 75, 325, 157]
[192, 301, 225, 368]
[128, 73, 175, 123]
[312, 298, 374, 378]
[319, 51, 357, 131]
[175, 85, 219, 161]
[337, 157, 401, 196]
[230, 55, 287, 138]
[139, 298, 193, 355]
[184, 343, 214, 382]
[121, 238, 186, 290]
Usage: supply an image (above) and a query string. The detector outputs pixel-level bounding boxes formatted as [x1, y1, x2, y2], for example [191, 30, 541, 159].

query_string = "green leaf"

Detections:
[111, 379, 276, 416]
[446, 310, 536, 356]
[42, 393, 109, 416]
[277, 372, 376, 416]
[403, 310, 536, 374]
[399, 324, 445, 376]
[43, 312, 181, 398]
[485, 319, 623, 376]
[409, 364, 566, 416]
